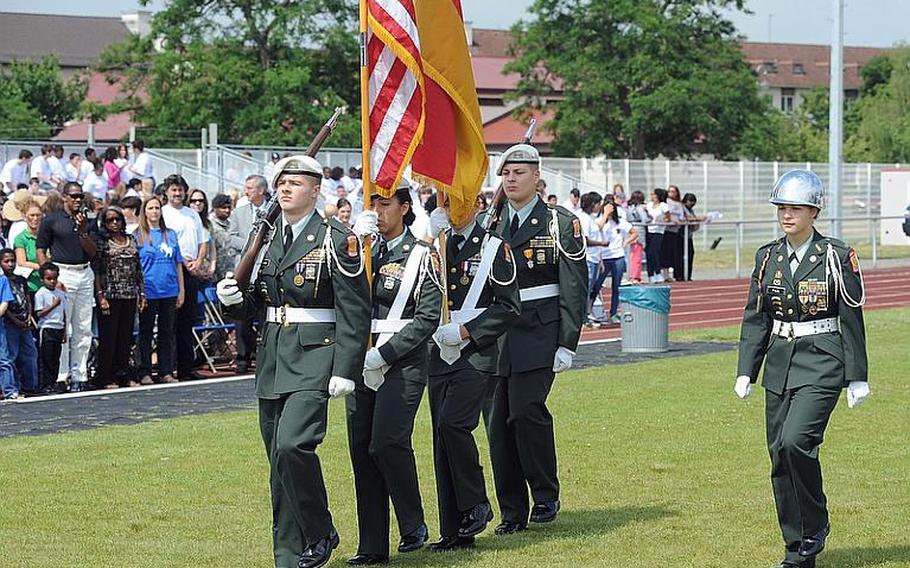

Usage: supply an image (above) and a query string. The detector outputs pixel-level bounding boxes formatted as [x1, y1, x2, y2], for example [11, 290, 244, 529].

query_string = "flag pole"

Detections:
[438, 190, 450, 324]
[359, 0, 373, 284]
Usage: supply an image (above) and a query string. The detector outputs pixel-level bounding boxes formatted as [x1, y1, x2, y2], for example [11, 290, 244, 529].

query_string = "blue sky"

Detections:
[4, 0, 909, 48]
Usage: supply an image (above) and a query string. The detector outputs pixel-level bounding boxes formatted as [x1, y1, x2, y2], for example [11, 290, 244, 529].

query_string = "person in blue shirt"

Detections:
[135, 196, 184, 385]
[0, 272, 19, 400]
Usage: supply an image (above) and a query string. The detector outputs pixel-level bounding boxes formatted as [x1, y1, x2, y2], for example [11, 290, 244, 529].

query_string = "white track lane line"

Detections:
[8, 374, 255, 405]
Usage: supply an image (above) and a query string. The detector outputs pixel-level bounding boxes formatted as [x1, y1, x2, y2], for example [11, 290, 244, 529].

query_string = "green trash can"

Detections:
[619, 286, 670, 353]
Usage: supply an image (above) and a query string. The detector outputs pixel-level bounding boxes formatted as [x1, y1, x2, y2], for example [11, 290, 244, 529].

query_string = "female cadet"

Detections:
[735, 170, 870, 568]
[345, 181, 442, 566]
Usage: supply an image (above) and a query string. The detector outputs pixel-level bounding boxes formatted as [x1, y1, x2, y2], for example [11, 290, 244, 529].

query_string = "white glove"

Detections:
[434, 323, 464, 347]
[363, 347, 386, 371]
[846, 381, 870, 408]
[216, 273, 243, 306]
[353, 210, 379, 238]
[328, 376, 355, 398]
[734, 375, 753, 399]
[428, 207, 450, 237]
[552, 346, 575, 373]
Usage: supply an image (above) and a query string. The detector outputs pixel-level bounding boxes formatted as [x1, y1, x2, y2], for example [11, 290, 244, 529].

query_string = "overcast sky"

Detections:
[5, 0, 909, 48]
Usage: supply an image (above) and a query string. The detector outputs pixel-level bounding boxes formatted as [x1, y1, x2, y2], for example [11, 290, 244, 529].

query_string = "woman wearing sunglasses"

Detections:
[188, 189, 217, 283]
[92, 206, 146, 389]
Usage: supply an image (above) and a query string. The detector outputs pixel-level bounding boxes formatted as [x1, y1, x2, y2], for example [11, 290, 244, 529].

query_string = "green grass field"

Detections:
[2, 309, 909, 568]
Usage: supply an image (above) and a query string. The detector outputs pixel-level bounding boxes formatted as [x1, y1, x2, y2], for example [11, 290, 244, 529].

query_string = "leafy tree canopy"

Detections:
[506, 0, 765, 159]
[99, 0, 360, 147]
[0, 56, 86, 135]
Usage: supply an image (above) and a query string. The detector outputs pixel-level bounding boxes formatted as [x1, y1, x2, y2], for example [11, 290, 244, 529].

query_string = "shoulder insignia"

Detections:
[572, 217, 581, 238]
[848, 249, 860, 273]
[346, 235, 359, 258]
[429, 249, 441, 273]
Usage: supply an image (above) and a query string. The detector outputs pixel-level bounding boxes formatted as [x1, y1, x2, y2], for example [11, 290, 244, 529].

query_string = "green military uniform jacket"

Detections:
[428, 222, 521, 375]
[226, 213, 372, 399]
[371, 230, 442, 383]
[494, 198, 587, 375]
[737, 229, 868, 395]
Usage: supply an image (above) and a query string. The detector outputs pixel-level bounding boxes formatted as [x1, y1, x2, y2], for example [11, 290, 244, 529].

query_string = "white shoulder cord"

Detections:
[419, 245, 442, 296]
[483, 233, 517, 286]
[549, 208, 587, 262]
[825, 243, 866, 308]
[322, 227, 365, 279]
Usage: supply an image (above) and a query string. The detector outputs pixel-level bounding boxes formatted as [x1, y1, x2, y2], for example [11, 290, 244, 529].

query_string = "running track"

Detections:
[582, 266, 910, 342]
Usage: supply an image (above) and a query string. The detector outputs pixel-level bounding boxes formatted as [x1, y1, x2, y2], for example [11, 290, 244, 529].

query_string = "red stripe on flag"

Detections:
[375, 87, 423, 189]
[369, 2, 421, 65]
[369, 59, 408, 146]
[412, 77, 456, 186]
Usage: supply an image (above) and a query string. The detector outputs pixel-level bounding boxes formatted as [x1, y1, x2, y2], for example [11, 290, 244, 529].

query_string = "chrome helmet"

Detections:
[769, 169, 825, 210]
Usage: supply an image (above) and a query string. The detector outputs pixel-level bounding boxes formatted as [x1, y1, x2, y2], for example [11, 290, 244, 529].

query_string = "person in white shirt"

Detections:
[160, 174, 206, 381]
[127, 139, 155, 190]
[46, 145, 66, 186]
[64, 153, 84, 183]
[645, 188, 671, 283]
[560, 188, 581, 215]
[576, 192, 610, 325]
[80, 148, 97, 180]
[0, 150, 32, 194]
[596, 199, 637, 323]
[82, 161, 108, 202]
[661, 185, 687, 282]
[262, 151, 281, 183]
[30, 145, 54, 190]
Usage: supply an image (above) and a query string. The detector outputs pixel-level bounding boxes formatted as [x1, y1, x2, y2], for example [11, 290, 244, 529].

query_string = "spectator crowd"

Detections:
[0, 142, 708, 400]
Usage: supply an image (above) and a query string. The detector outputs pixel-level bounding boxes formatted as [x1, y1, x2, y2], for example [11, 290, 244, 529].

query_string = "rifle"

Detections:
[484, 118, 537, 232]
[233, 107, 344, 289]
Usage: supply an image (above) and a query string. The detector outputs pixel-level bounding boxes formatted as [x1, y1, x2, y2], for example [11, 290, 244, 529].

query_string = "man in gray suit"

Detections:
[228, 174, 270, 373]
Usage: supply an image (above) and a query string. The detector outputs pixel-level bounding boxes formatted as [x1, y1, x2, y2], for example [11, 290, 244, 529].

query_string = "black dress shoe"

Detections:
[530, 500, 560, 523]
[346, 553, 389, 565]
[397, 523, 428, 553]
[236, 360, 249, 374]
[298, 531, 340, 568]
[799, 524, 830, 557]
[428, 535, 475, 552]
[181, 370, 206, 381]
[458, 501, 494, 537]
[493, 520, 528, 536]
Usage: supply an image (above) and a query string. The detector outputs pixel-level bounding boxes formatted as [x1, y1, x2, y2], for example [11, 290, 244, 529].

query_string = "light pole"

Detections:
[828, 0, 844, 238]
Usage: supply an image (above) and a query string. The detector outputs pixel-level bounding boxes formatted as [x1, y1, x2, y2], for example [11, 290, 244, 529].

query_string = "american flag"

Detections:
[365, 0, 426, 195]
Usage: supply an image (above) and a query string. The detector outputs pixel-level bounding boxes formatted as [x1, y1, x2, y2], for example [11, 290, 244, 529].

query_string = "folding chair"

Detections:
[192, 285, 236, 373]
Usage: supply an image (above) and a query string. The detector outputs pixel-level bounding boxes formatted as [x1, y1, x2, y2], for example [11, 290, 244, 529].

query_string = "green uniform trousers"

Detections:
[259, 392, 333, 568]
[765, 385, 840, 564]
[428, 367, 489, 537]
[346, 377, 425, 556]
[489, 367, 559, 523]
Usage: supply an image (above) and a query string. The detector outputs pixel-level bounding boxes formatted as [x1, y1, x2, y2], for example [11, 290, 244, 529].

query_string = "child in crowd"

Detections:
[34, 263, 66, 394]
[0, 249, 38, 395]
[0, 269, 17, 400]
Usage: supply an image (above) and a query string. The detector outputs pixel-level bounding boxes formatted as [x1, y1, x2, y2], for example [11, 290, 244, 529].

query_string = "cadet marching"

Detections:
[219, 151, 871, 568]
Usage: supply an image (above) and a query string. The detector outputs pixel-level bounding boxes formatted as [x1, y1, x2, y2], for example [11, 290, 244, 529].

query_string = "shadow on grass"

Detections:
[385, 505, 676, 567]
[822, 545, 910, 567]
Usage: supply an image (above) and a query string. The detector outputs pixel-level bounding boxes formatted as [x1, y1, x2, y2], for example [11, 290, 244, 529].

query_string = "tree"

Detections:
[0, 82, 51, 140]
[1, 57, 87, 134]
[846, 46, 910, 163]
[735, 103, 826, 162]
[99, 0, 361, 147]
[506, 0, 765, 159]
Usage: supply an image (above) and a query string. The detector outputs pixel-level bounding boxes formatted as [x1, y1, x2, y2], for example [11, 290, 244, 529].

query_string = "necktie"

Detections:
[377, 239, 389, 264]
[509, 214, 520, 238]
[283, 225, 293, 254]
[789, 252, 798, 274]
[448, 234, 465, 259]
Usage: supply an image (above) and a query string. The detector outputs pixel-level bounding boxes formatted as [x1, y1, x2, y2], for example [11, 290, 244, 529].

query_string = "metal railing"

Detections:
[670, 215, 910, 278]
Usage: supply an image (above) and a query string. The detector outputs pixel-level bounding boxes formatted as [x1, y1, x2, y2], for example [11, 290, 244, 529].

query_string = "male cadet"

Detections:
[489, 144, 587, 535]
[426, 197, 521, 551]
[217, 155, 372, 568]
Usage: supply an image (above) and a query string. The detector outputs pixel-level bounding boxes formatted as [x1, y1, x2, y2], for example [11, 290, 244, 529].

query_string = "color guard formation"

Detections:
[218, 156, 871, 568]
